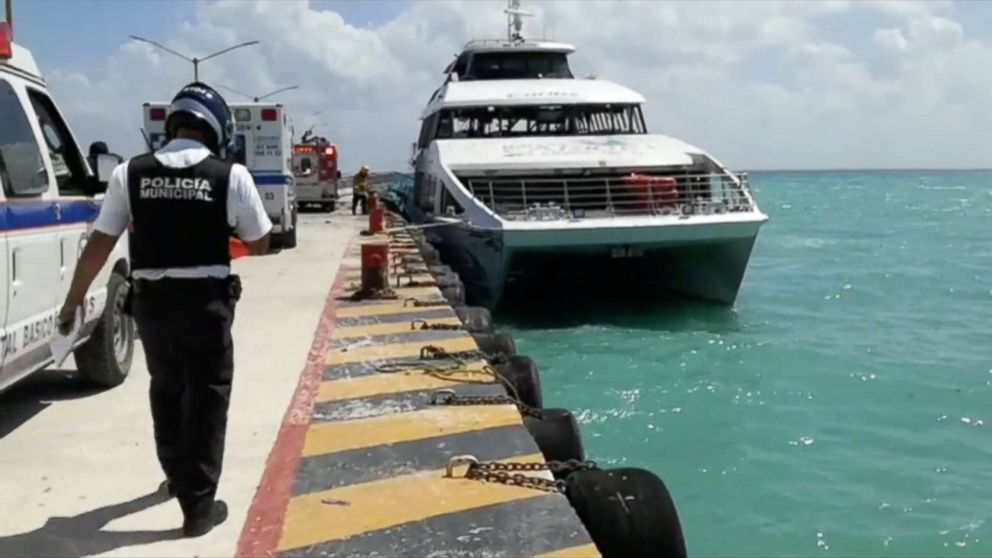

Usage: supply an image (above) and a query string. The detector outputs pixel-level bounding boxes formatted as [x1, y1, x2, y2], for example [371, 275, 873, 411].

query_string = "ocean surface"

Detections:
[495, 171, 992, 557]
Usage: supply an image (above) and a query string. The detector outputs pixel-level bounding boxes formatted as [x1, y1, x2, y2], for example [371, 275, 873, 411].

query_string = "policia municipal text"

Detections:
[58, 83, 272, 538]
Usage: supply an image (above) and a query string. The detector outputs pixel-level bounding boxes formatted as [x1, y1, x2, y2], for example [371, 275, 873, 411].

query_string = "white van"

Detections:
[143, 101, 298, 249]
[0, 25, 134, 393]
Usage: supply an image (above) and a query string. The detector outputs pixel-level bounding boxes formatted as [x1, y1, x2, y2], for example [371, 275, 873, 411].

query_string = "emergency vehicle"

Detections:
[292, 132, 340, 211]
[143, 101, 299, 249]
[0, 21, 135, 393]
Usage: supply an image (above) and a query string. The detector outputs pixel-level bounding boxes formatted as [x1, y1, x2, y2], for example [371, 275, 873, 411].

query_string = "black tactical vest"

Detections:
[126, 153, 231, 270]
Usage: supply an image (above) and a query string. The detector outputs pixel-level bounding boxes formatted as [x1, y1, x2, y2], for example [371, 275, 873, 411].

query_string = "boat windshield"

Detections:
[463, 52, 573, 80]
[435, 104, 647, 138]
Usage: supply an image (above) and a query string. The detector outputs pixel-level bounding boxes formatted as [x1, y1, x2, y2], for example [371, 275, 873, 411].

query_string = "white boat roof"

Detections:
[424, 78, 646, 117]
[436, 134, 705, 172]
[459, 39, 576, 54]
[0, 42, 44, 84]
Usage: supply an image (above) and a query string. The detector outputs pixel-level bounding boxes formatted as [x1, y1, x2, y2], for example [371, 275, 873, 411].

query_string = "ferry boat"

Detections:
[408, 1, 768, 310]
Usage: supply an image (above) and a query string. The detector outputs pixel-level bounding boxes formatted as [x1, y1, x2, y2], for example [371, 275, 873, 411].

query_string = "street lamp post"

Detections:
[128, 35, 260, 81]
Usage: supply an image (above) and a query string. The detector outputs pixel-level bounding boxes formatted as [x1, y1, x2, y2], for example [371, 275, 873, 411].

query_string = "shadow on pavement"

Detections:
[0, 370, 105, 439]
[0, 489, 180, 557]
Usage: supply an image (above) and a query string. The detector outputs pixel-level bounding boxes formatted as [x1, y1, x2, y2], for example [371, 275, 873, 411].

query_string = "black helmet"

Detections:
[89, 141, 109, 157]
[164, 82, 235, 156]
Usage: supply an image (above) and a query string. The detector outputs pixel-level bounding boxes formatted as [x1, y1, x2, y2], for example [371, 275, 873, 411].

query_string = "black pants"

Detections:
[131, 277, 238, 517]
[352, 193, 367, 215]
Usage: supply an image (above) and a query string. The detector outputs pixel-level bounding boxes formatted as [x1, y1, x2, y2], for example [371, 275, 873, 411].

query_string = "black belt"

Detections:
[131, 275, 242, 301]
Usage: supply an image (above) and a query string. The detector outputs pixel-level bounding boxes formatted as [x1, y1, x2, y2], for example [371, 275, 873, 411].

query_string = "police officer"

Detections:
[58, 82, 272, 538]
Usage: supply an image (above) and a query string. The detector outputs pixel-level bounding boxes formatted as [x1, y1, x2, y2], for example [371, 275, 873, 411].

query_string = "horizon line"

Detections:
[372, 167, 992, 173]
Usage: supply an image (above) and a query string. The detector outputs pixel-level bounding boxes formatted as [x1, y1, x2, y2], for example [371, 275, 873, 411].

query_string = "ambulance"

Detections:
[292, 133, 341, 212]
[142, 101, 299, 249]
[0, 20, 135, 393]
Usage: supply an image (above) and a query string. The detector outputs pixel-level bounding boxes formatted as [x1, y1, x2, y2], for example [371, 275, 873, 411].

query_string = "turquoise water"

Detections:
[499, 171, 992, 557]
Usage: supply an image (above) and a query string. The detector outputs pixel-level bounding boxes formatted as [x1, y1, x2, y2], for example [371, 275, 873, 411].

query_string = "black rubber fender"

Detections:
[434, 272, 463, 290]
[453, 306, 493, 333]
[493, 355, 543, 409]
[440, 283, 465, 305]
[523, 408, 584, 467]
[471, 331, 517, 357]
[564, 467, 687, 558]
[428, 264, 454, 277]
[420, 244, 441, 266]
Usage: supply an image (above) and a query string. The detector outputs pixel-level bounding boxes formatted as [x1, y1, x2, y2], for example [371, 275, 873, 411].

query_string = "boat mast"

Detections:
[504, 0, 532, 42]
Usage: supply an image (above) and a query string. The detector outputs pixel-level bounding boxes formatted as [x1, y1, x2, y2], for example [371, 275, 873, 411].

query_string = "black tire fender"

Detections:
[564, 467, 687, 558]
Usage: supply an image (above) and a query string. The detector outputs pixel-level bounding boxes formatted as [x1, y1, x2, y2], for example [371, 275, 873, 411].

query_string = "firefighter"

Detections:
[57, 82, 272, 538]
[352, 164, 370, 215]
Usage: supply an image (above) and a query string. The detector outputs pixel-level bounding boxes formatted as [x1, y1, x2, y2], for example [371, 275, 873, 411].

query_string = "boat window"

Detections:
[437, 182, 464, 215]
[464, 52, 573, 80]
[418, 113, 440, 148]
[435, 104, 647, 138]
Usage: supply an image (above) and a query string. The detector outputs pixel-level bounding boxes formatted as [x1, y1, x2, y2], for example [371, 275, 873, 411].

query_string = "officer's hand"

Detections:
[57, 303, 83, 335]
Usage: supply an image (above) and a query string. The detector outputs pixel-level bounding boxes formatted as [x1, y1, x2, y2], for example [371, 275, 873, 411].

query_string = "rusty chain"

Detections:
[403, 297, 448, 308]
[410, 319, 462, 331]
[420, 344, 506, 364]
[395, 273, 436, 288]
[429, 388, 543, 418]
[445, 455, 598, 494]
[348, 287, 398, 301]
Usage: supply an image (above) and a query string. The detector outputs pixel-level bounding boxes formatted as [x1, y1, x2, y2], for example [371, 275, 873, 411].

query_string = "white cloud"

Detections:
[43, 0, 992, 170]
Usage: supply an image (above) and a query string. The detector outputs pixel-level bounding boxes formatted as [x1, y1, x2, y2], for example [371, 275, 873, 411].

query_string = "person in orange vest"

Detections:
[352, 165, 370, 215]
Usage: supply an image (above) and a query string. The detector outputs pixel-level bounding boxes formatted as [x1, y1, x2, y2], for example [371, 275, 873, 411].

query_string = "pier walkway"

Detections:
[0, 211, 597, 558]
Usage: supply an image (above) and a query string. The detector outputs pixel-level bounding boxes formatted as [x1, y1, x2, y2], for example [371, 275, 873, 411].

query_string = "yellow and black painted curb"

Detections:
[238, 228, 599, 558]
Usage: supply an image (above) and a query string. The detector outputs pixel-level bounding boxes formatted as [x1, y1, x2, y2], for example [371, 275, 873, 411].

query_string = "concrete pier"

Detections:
[0, 210, 597, 558]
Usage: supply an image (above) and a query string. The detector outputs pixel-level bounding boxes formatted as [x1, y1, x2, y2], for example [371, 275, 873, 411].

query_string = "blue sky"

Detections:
[15, 0, 409, 69]
[11, 0, 992, 170]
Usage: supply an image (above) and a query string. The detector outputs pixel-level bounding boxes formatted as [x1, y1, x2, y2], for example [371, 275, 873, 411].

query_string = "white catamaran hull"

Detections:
[427, 215, 765, 310]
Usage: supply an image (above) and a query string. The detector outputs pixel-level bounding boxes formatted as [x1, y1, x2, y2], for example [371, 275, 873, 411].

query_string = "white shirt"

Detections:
[94, 138, 272, 280]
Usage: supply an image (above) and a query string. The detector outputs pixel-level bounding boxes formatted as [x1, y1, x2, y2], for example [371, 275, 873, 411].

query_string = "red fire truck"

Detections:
[292, 133, 341, 212]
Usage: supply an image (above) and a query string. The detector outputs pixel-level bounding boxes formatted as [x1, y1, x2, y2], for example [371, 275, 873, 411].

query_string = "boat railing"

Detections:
[459, 171, 756, 221]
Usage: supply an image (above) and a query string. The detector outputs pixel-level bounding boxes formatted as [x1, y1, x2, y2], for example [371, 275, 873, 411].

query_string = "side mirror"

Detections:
[336, 170, 342, 179]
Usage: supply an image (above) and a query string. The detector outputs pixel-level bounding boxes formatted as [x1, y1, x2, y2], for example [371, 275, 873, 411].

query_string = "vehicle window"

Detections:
[0, 80, 48, 197]
[27, 88, 89, 195]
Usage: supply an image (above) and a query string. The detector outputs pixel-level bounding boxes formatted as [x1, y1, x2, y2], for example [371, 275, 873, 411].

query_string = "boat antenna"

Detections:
[504, 0, 532, 42]
[5, 0, 13, 36]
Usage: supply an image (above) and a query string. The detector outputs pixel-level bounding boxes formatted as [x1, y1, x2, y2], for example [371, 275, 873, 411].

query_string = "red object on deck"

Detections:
[230, 238, 250, 260]
[360, 243, 390, 292]
[368, 196, 384, 233]
[624, 174, 679, 211]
